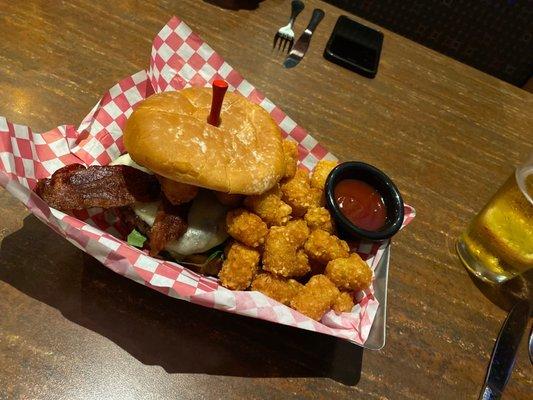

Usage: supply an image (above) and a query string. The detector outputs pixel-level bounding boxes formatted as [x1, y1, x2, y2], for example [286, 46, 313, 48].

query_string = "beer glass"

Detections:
[456, 155, 533, 284]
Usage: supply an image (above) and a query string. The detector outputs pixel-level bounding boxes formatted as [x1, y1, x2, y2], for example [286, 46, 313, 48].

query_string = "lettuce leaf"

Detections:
[127, 229, 147, 248]
[205, 250, 224, 264]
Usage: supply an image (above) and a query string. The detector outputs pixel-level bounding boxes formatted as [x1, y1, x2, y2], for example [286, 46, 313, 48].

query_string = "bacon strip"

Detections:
[35, 164, 160, 211]
[148, 198, 188, 256]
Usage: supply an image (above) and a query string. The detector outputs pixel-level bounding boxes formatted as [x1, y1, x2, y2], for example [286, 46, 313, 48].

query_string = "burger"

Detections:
[35, 83, 286, 269]
[34, 83, 375, 322]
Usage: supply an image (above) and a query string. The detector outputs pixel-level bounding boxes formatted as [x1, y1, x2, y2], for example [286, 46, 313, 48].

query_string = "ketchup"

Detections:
[334, 179, 387, 231]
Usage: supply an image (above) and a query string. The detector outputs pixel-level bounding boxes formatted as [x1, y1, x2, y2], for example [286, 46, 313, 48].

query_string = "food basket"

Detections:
[0, 17, 415, 347]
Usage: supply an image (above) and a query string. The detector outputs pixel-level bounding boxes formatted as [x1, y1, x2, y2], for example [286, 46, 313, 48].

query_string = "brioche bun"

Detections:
[123, 88, 285, 195]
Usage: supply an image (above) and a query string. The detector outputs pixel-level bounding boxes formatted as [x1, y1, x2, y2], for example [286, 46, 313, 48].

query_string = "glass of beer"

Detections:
[456, 155, 533, 284]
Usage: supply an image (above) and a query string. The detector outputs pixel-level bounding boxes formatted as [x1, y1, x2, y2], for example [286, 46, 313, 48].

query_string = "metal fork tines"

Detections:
[273, 0, 305, 53]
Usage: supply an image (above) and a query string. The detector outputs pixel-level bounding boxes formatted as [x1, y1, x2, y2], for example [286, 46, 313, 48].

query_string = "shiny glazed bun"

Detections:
[123, 88, 285, 195]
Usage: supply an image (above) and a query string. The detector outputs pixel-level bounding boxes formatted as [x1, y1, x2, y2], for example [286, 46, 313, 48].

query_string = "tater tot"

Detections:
[218, 242, 260, 290]
[304, 229, 350, 265]
[226, 209, 268, 248]
[325, 253, 373, 291]
[251, 273, 303, 306]
[310, 160, 338, 190]
[244, 185, 292, 226]
[215, 191, 243, 207]
[158, 175, 198, 205]
[313, 187, 325, 207]
[290, 274, 340, 320]
[285, 218, 310, 245]
[304, 206, 334, 233]
[282, 139, 299, 179]
[263, 220, 310, 278]
[280, 169, 321, 217]
[332, 291, 355, 314]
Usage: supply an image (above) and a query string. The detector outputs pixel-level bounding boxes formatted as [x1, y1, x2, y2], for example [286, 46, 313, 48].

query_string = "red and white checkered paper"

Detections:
[0, 17, 415, 346]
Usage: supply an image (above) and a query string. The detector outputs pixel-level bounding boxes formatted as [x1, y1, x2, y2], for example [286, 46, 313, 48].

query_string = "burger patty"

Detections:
[115, 206, 152, 237]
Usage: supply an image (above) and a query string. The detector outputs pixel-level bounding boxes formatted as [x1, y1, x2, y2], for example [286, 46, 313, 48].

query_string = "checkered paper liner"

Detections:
[0, 17, 415, 346]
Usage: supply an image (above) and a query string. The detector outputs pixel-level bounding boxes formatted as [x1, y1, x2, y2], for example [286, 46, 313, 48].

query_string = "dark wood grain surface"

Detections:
[1, 1, 532, 399]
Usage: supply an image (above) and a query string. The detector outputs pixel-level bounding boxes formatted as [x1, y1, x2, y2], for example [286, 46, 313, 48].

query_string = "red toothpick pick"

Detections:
[207, 79, 229, 127]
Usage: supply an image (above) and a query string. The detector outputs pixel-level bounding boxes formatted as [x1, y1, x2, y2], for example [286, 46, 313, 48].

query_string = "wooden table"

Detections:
[0, 1, 531, 399]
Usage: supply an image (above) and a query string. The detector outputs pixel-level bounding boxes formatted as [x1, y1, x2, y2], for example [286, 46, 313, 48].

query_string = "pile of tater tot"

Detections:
[218, 140, 373, 321]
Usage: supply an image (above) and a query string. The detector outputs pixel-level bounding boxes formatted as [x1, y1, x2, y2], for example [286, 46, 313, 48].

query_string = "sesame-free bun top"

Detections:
[123, 88, 285, 195]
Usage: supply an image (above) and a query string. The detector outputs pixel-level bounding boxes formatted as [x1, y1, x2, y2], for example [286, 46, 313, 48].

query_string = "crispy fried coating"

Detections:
[285, 218, 310, 244]
[158, 175, 198, 205]
[310, 160, 338, 190]
[263, 220, 310, 278]
[282, 139, 299, 179]
[244, 185, 292, 226]
[226, 209, 268, 248]
[304, 206, 334, 233]
[314, 187, 326, 207]
[290, 274, 340, 320]
[215, 191, 243, 207]
[280, 169, 321, 217]
[218, 242, 260, 290]
[304, 229, 350, 265]
[332, 291, 355, 314]
[325, 253, 373, 291]
[251, 273, 303, 305]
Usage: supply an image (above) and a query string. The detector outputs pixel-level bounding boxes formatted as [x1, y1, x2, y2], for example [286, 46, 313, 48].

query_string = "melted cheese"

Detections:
[132, 191, 228, 256]
[132, 201, 159, 227]
[110, 153, 152, 174]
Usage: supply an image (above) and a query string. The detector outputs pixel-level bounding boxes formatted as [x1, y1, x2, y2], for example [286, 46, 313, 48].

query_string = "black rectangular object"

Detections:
[324, 16, 383, 78]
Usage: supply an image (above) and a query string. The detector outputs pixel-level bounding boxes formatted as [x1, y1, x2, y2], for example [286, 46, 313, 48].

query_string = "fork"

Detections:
[273, 0, 305, 53]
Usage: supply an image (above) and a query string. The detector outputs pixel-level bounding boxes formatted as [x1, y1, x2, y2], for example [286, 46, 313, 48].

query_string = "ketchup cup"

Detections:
[325, 162, 404, 241]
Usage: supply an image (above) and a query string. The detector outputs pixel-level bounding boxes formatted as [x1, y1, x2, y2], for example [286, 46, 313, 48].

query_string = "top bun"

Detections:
[123, 88, 285, 195]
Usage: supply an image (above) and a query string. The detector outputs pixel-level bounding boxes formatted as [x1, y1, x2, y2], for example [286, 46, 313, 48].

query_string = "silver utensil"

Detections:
[283, 8, 325, 68]
[478, 300, 530, 400]
[273, 0, 305, 53]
